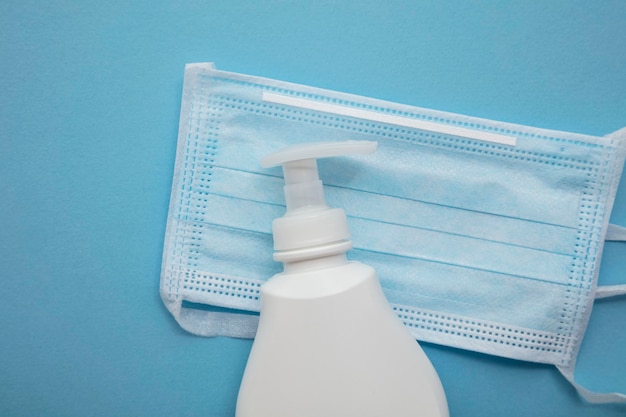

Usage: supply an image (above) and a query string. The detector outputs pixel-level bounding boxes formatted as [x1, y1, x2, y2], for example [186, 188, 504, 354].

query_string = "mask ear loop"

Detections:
[556, 223, 626, 404]
[605, 223, 626, 241]
[595, 284, 626, 299]
[177, 307, 259, 338]
[556, 365, 626, 404]
[595, 224, 626, 299]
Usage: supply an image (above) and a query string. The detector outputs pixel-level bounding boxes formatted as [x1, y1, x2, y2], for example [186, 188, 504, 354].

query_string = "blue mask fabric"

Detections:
[160, 63, 626, 403]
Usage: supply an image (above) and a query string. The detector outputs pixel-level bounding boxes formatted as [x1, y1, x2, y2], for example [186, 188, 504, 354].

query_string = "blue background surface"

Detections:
[1, 1, 625, 416]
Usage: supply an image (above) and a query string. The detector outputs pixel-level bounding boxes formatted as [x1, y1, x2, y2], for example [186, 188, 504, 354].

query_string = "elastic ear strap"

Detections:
[178, 308, 259, 338]
[163, 299, 259, 338]
[595, 285, 626, 299]
[556, 364, 626, 404]
[596, 224, 626, 300]
[605, 224, 626, 241]
[565, 221, 626, 401]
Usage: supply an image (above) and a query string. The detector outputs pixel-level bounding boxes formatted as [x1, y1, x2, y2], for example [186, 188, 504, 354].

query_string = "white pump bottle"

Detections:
[235, 141, 449, 417]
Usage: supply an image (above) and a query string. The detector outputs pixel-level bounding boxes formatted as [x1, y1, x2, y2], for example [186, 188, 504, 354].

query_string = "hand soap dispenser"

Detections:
[236, 141, 449, 417]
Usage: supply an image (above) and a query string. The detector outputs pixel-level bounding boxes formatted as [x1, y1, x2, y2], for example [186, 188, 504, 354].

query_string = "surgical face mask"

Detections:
[160, 63, 626, 403]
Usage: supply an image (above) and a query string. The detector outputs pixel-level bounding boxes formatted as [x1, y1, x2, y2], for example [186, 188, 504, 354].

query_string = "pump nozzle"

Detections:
[261, 141, 377, 262]
[261, 140, 377, 168]
[261, 141, 377, 213]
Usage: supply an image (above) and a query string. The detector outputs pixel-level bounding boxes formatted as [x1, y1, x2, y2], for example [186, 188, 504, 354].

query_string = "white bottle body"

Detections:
[236, 260, 449, 417]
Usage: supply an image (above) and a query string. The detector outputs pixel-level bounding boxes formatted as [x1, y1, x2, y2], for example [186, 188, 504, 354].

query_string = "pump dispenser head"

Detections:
[261, 141, 377, 263]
